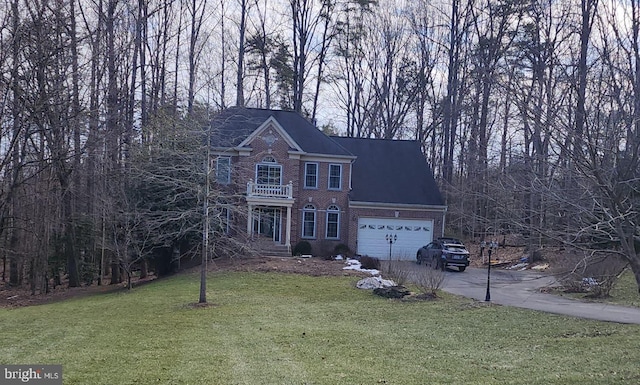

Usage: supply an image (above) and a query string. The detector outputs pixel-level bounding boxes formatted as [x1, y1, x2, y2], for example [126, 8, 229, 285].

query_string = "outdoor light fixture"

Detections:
[386, 234, 397, 259]
[483, 240, 498, 302]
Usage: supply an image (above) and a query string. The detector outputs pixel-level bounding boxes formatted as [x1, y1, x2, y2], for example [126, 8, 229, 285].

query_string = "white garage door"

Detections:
[356, 218, 434, 260]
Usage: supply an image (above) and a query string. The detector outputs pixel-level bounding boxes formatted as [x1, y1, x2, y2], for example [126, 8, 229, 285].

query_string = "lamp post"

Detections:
[386, 234, 397, 259]
[485, 240, 498, 302]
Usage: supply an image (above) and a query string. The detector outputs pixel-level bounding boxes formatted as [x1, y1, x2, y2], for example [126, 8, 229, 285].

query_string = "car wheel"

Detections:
[458, 266, 466, 272]
[416, 253, 422, 265]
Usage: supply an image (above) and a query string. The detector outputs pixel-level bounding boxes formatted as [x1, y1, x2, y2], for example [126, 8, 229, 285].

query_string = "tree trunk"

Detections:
[110, 258, 120, 285]
[236, 0, 247, 107]
[140, 259, 148, 279]
[9, 253, 19, 286]
[630, 258, 640, 295]
[199, 135, 210, 304]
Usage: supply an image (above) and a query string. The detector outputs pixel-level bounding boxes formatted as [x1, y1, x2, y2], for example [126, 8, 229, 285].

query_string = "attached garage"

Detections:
[356, 217, 434, 260]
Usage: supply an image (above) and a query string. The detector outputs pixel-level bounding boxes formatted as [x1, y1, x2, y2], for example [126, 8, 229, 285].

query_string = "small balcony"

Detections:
[247, 180, 293, 199]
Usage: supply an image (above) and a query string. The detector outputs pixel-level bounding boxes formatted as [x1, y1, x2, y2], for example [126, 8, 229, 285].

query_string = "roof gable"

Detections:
[331, 136, 444, 207]
[238, 116, 303, 152]
[210, 107, 352, 157]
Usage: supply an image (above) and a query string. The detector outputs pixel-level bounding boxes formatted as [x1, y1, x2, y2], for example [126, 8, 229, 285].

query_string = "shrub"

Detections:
[382, 258, 411, 286]
[317, 240, 336, 260]
[414, 266, 445, 297]
[557, 251, 627, 298]
[359, 255, 380, 270]
[292, 241, 312, 256]
[334, 243, 352, 257]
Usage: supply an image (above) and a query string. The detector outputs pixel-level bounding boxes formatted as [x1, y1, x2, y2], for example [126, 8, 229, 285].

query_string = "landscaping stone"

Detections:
[373, 285, 411, 298]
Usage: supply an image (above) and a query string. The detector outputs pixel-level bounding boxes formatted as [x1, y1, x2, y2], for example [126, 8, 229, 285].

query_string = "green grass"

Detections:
[2, 271, 640, 385]
[557, 269, 640, 308]
[609, 270, 640, 307]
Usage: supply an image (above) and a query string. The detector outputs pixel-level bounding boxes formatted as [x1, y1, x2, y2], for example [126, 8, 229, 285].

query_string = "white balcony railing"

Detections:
[247, 180, 293, 199]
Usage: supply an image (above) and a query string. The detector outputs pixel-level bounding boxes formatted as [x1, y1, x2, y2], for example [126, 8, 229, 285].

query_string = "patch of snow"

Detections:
[506, 262, 529, 270]
[356, 276, 397, 290]
[343, 258, 380, 275]
[531, 263, 549, 271]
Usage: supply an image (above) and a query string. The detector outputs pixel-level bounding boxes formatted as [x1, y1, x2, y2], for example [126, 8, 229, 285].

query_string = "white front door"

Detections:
[357, 218, 434, 260]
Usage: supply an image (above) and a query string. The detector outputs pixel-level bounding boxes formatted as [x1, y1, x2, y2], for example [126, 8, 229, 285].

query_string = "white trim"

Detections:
[211, 148, 237, 155]
[246, 196, 294, 206]
[235, 147, 252, 156]
[238, 117, 303, 152]
[349, 201, 447, 212]
[294, 152, 355, 162]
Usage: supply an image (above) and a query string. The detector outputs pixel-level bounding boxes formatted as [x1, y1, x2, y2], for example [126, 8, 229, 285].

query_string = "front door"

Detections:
[253, 208, 282, 243]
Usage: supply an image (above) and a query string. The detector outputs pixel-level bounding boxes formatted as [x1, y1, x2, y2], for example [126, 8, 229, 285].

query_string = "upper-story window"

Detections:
[326, 205, 340, 239]
[256, 156, 282, 185]
[328, 164, 342, 190]
[216, 157, 231, 184]
[304, 163, 318, 189]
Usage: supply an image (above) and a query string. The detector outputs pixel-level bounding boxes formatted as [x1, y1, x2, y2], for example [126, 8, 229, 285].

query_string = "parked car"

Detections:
[416, 237, 470, 272]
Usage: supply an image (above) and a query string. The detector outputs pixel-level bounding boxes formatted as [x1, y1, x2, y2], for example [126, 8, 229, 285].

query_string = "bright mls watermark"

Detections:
[0, 365, 62, 385]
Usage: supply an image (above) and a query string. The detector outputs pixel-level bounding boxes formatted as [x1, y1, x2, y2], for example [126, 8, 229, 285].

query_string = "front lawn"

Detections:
[609, 269, 640, 307]
[1, 271, 639, 384]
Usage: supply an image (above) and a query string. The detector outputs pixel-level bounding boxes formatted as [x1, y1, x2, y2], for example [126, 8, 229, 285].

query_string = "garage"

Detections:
[356, 217, 434, 260]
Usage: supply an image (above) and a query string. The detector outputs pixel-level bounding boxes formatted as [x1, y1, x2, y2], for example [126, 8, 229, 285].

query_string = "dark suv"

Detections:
[416, 238, 470, 272]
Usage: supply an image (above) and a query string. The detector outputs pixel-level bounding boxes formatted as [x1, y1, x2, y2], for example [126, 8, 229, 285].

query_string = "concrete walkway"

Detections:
[410, 264, 640, 324]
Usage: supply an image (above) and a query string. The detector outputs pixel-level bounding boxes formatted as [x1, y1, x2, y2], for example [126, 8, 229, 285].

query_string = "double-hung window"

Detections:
[256, 157, 282, 185]
[302, 204, 316, 238]
[326, 205, 340, 239]
[328, 164, 342, 190]
[304, 163, 318, 189]
[216, 157, 231, 184]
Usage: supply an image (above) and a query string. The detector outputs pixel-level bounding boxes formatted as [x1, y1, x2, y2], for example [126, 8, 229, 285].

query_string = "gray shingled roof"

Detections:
[331, 136, 445, 206]
[210, 107, 353, 157]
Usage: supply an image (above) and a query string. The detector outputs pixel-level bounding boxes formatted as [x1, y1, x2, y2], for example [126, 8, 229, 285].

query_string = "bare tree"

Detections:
[236, 0, 249, 107]
[332, 0, 377, 137]
[289, 0, 338, 116]
[187, 0, 208, 114]
[366, 2, 420, 139]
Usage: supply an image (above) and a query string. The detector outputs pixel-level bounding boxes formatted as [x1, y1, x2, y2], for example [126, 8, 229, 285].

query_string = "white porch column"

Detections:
[285, 205, 292, 251]
[247, 204, 253, 236]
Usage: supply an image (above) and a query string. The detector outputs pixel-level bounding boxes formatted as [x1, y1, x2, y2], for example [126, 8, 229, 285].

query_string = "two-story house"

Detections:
[210, 107, 446, 260]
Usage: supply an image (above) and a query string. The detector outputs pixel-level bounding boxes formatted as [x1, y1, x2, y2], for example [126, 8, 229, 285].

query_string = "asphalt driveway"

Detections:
[406, 264, 640, 324]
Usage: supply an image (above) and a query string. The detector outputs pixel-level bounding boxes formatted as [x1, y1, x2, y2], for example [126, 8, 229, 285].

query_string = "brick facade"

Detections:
[211, 109, 446, 258]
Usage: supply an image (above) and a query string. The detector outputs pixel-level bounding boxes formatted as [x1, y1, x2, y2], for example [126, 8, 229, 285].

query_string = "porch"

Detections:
[246, 181, 294, 254]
